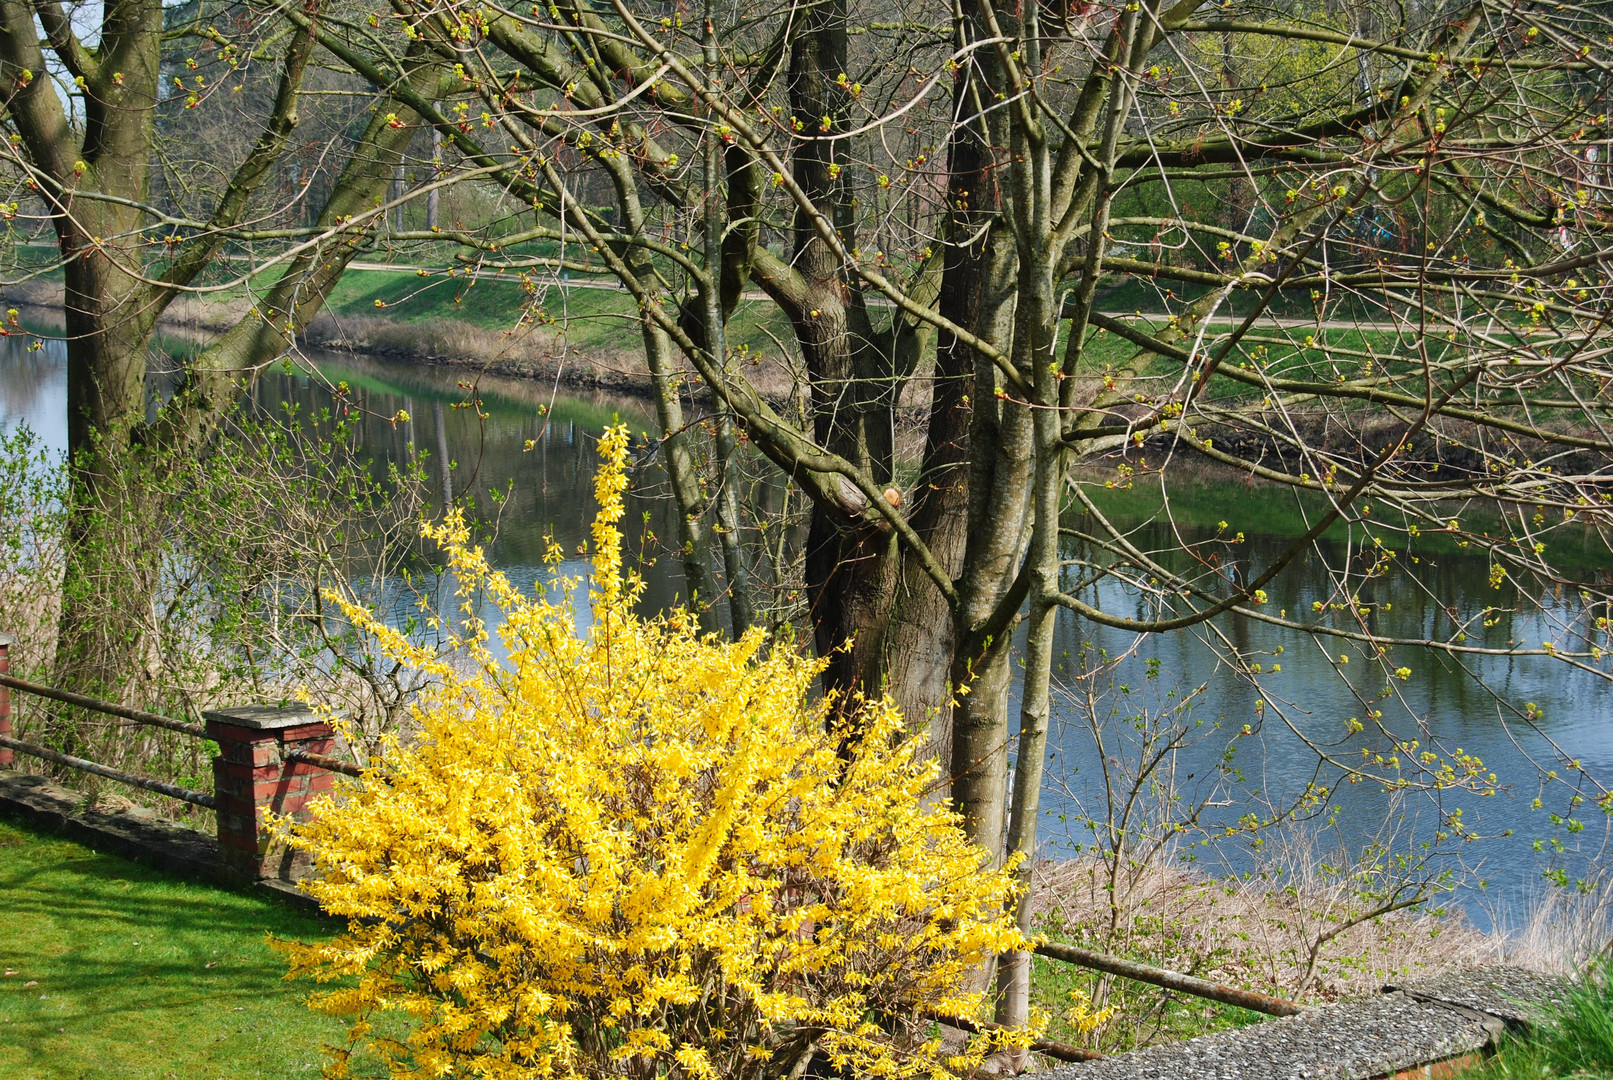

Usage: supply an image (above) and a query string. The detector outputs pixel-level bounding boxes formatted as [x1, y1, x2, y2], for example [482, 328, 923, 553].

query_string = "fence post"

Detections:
[204, 705, 336, 881]
[0, 632, 13, 768]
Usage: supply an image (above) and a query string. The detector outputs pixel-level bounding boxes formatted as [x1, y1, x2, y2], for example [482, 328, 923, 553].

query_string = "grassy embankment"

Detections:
[4, 243, 799, 385]
[0, 817, 377, 1080]
[11, 240, 1505, 412]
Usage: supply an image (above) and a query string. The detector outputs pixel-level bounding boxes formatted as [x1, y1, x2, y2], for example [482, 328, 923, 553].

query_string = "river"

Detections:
[4, 332, 1609, 931]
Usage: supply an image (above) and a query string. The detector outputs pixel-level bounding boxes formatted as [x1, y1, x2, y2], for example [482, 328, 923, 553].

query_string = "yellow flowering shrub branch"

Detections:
[277, 424, 1031, 1080]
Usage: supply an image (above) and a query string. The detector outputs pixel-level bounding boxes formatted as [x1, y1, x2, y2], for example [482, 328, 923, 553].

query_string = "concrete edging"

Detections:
[1043, 965, 1564, 1080]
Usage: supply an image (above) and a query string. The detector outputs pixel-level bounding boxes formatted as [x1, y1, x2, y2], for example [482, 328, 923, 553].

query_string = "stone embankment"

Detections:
[1048, 966, 1564, 1080]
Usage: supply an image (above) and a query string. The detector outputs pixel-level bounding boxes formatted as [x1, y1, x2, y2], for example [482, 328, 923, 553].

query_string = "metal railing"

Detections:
[1032, 940, 1303, 1017]
[283, 745, 365, 778]
[0, 672, 217, 806]
[0, 672, 365, 778]
[0, 647, 1301, 1032]
[0, 672, 207, 737]
[0, 671, 363, 800]
[931, 1010, 1103, 1063]
[0, 733, 216, 808]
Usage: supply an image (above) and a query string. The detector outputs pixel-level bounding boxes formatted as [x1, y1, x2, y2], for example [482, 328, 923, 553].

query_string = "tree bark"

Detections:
[17, 9, 450, 721]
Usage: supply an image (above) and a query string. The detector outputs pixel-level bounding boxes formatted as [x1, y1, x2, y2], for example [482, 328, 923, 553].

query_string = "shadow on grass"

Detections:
[0, 816, 350, 1080]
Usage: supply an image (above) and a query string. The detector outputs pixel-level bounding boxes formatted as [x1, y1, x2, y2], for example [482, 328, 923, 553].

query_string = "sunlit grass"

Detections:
[0, 816, 371, 1080]
[1459, 965, 1613, 1080]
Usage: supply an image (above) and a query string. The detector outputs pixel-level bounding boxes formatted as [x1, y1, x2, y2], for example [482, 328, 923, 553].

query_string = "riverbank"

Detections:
[10, 276, 1605, 484]
[1025, 851, 1613, 1053]
[0, 272, 808, 405]
[1027, 852, 1485, 1050]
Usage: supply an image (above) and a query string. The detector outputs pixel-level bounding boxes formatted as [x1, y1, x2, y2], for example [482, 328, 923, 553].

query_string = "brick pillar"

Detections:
[0, 632, 14, 768]
[205, 705, 336, 881]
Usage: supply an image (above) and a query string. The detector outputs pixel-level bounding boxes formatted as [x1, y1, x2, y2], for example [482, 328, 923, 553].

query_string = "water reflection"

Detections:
[1042, 475, 1613, 927]
[0, 335, 65, 454]
[244, 350, 686, 624]
[4, 333, 1609, 925]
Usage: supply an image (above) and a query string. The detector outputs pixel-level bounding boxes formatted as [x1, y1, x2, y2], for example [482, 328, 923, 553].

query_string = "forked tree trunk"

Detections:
[19, 11, 447, 726]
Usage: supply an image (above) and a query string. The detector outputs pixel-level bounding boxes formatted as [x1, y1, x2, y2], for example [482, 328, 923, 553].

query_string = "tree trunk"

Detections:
[39, 0, 169, 717]
[39, 31, 445, 723]
[781, 0, 906, 701]
[428, 123, 441, 229]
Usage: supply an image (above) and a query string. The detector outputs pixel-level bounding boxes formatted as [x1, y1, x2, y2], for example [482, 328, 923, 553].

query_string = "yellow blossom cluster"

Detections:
[277, 425, 1028, 1080]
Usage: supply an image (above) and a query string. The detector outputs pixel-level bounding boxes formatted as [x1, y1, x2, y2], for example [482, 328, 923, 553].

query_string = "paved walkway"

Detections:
[1046, 966, 1565, 1080]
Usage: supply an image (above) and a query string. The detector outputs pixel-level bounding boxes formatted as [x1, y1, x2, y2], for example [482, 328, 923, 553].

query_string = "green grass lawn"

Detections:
[318, 264, 800, 360]
[0, 817, 357, 1080]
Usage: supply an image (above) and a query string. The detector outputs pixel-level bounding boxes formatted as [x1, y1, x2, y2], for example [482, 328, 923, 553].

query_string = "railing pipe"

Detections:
[0, 734, 217, 809]
[1032, 939, 1303, 1017]
[0, 633, 12, 768]
[283, 745, 365, 778]
[0, 672, 207, 739]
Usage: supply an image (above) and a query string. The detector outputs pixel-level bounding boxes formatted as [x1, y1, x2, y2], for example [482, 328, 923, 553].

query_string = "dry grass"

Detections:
[1029, 855, 1493, 1004]
[300, 308, 809, 403]
[1025, 850, 1499, 1053]
[1487, 878, 1613, 975]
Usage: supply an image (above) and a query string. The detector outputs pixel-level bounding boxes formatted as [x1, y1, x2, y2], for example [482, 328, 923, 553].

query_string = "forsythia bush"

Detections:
[278, 425, 1029, 1080]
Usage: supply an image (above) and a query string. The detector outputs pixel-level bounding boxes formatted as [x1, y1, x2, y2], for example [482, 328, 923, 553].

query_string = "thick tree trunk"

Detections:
[38, 32, 443, 727]
[45, 0, 168, 717]
[947, 239, 1027, 863]
[882, 352, 969, 759]
[883, 29, 1006, 768]
[781, 0, 907, 701]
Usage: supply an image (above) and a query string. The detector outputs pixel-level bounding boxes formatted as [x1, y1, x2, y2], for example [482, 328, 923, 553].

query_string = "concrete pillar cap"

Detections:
[203, 704, 322, 731]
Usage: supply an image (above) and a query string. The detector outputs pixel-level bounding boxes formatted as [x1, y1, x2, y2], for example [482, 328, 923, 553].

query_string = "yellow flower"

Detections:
[278, 424, 1026, 1080]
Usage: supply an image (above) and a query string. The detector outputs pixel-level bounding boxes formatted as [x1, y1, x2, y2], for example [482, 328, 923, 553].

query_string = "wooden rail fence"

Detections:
[0, 631, 1302, 1040]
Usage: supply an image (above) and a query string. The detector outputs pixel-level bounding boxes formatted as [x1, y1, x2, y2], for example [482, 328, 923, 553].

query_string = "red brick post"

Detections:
[205, 705, 336, 881]
[0, 631, 14, 768]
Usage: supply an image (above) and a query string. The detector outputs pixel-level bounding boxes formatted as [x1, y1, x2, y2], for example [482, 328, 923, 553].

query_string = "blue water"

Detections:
[5, 334, 1610, 931]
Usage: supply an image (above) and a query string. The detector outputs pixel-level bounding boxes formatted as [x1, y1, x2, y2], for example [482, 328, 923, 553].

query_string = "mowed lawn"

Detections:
[0, 816, 364, 1080]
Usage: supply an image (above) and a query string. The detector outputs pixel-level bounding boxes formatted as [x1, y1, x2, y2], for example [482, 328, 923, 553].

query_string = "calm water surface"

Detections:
[4, 334, 1609, 928]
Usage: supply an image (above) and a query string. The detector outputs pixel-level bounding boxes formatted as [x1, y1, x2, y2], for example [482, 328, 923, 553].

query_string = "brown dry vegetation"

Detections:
[1022, 854, 1504, 1053]
[1028, 857, 1492, 1005]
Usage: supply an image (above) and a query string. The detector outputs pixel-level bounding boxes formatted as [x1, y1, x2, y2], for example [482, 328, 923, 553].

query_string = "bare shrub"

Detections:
[1028, 652, 1493, 1051]
[0, 406, 451, 813]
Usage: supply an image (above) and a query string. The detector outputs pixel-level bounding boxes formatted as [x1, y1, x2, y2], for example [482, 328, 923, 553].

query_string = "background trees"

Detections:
[7, 0, 1613, 1046]
[0, 0, 443, 706]
[314, 0, 1613, 1030]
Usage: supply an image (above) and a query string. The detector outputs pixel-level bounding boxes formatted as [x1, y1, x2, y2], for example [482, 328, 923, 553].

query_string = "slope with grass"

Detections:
[1459, 965, 1613, 1080]
[0, 817, 367, 1080]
